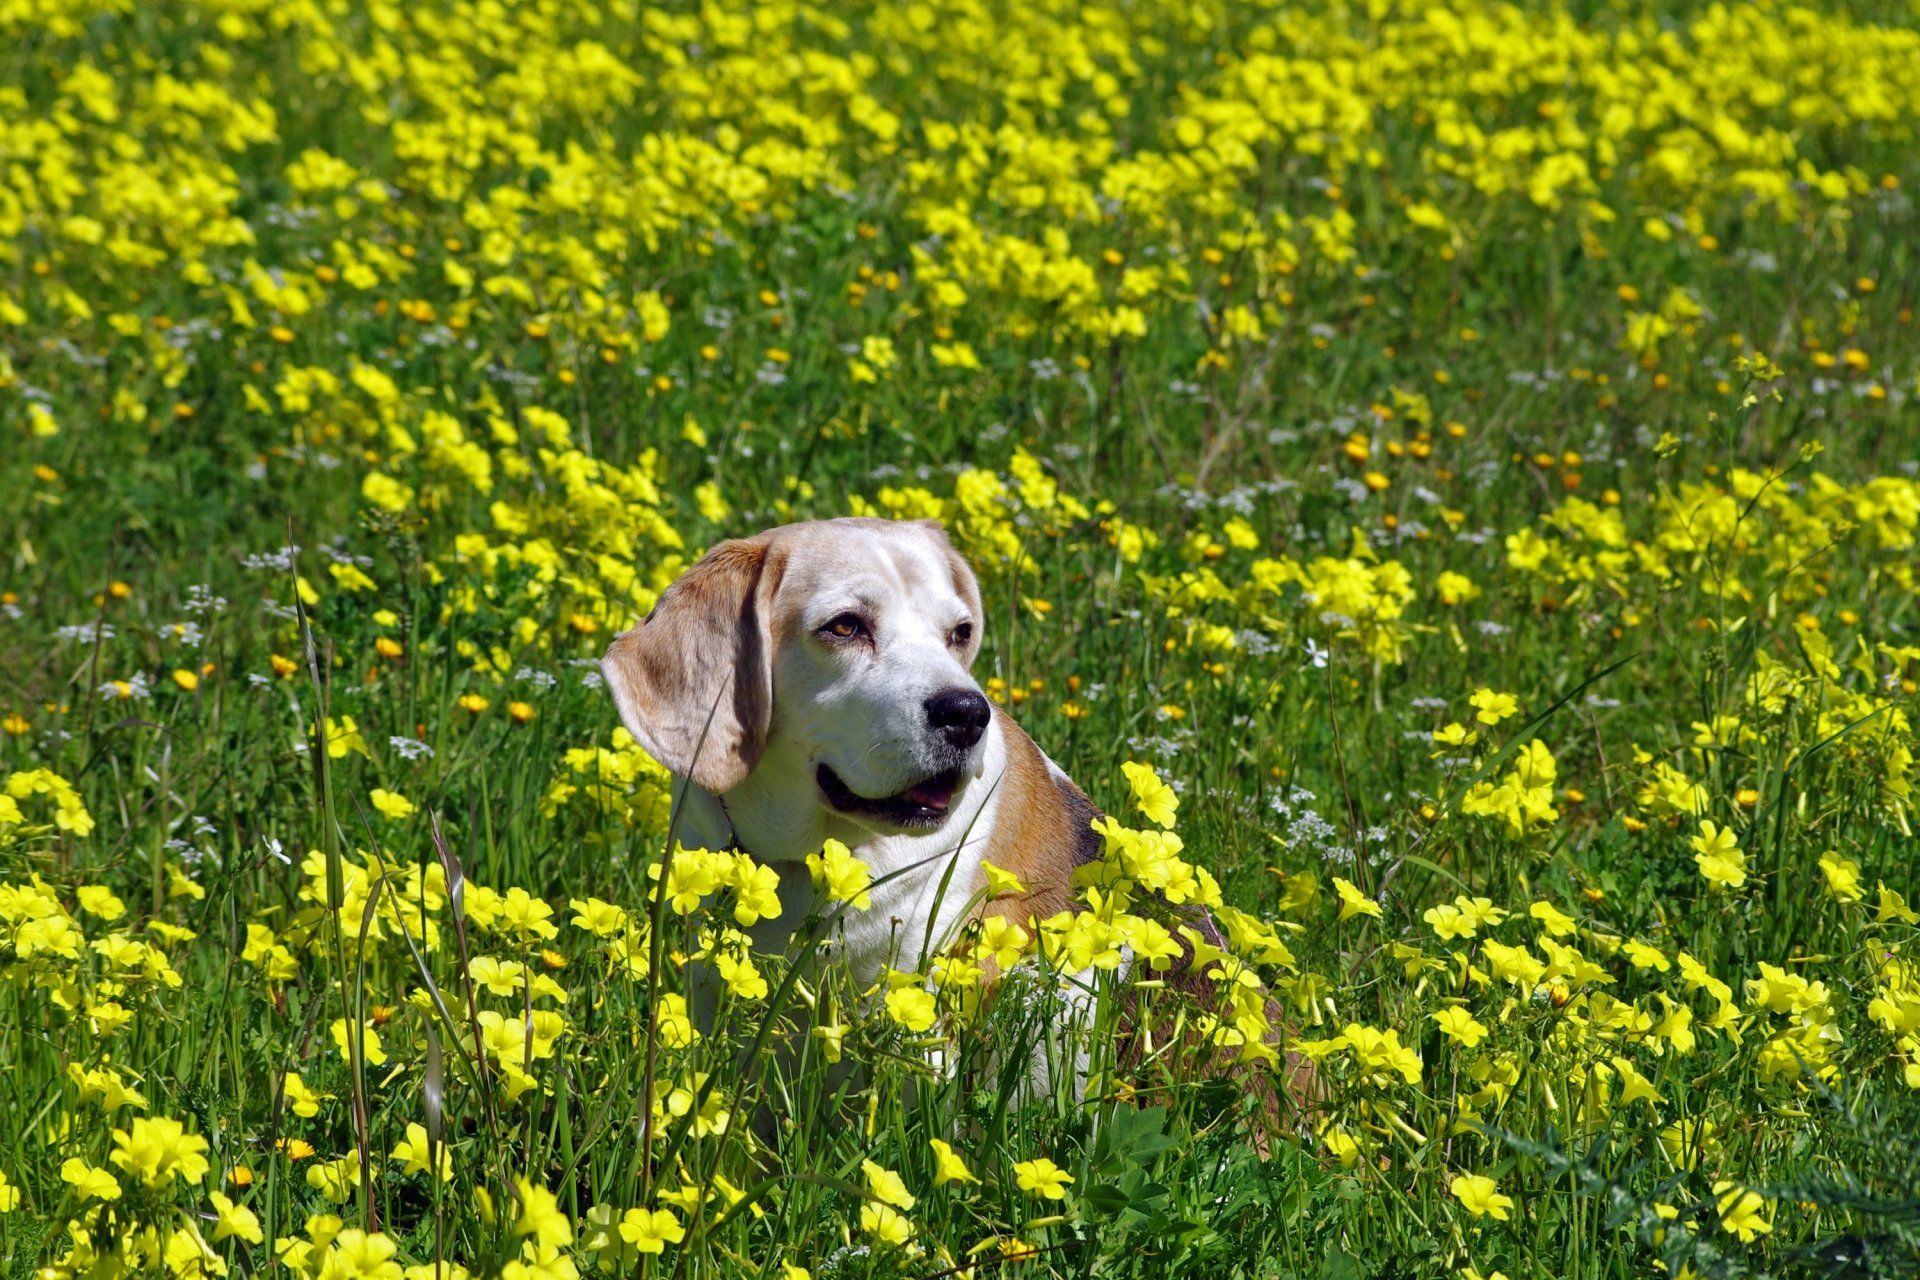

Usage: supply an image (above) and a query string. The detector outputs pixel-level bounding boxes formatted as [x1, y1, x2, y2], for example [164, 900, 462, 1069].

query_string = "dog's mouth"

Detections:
[817, 763, 963, 829]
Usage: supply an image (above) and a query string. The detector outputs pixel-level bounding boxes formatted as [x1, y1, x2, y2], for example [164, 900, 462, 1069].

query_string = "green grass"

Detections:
[4, 1, 1920, 1277]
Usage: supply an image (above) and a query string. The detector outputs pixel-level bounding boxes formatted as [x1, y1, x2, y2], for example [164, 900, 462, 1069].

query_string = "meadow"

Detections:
[4, 0, 1920, 1276]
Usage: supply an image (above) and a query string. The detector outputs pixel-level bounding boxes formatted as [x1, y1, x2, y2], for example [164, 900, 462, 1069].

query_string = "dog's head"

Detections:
[601, 518, 990, 840]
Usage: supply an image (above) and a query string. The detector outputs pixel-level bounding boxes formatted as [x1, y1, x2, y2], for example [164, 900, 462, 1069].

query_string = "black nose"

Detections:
[925, 687, 991, 749]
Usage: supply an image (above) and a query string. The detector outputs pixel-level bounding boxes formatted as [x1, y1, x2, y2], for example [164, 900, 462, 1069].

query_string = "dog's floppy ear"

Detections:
[601, 536, 781, 793]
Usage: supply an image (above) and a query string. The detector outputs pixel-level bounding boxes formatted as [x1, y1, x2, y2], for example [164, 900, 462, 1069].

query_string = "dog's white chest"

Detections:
[740, 725, 1008, 986]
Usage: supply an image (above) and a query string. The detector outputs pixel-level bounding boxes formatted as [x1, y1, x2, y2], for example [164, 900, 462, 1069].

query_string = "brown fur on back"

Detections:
[973, 706, 1097, 924]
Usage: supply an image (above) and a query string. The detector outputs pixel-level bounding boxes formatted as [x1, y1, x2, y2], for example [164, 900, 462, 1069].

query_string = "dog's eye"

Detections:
[820, 613, 867, 641]
[949, 621, 973, 647]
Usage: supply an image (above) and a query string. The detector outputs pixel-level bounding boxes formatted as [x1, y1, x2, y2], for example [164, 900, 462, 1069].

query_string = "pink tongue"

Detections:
[906, 778, 954, 810]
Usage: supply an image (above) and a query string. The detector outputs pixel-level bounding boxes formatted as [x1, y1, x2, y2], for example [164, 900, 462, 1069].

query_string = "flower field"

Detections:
[5, 0, 1920, 1275]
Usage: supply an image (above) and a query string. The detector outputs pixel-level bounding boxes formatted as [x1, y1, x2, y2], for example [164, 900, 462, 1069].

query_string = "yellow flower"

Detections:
[975, 914, 1031, 969]
[1691, 820, 1747, 889]
[211, 1190, 264, 1243]
[1332, 876, 1382, 922]
[320, 1229, 402, 1279]
[369, 788, 416, 819]
[580, 1203, 629, 1271]
[284, 1071, 326, 1118]
[617, 1206, 685, 1254]
[980, 860, 1027, 896]
[497, 887, 560, 940]
[1712, 1181, 1773, 1242]
[1469, 688, 1519, 725]
[504, 1241, 575, 1280]
[885, 983, 937, 1033]
[1121, 760, 1179, 827]
[655, 993, 699, 1048]
[390, 1123, 452, 1182]
[1343, 1023, 1423, 1084]
[1622, 939, 1671, 972]
[1435, 571, 1479, 605]
[110, 1115, 211, 1188]
[512, 1176, 573, 1248]
[1449, 1173, 1514, 1220]
[1878, 882, 1920, 924]
[929, 1139, 978, 1186]
[1012, 1156, 1073, 1200]
[716, 949, 768, 1000]
[1482, 940, 1547, 989]
[931, 342, 979, 370]
[1423, 903, 1476, 941]
[727, 857, 783, 927]
[330, 561, 376, 592]
[1431, 1006, 1490, 1047]
[1660, 1117, 1717, 1170]
[60, 1158, 122, 1201]
[320, 715, 371, 760]
[0, 1169, 16, 1212]
[807, 838, 873, 909]
[811, 1020, 847, 1063]
[568, 897, 628, 936]
[862, 1159, 916, 1210]
[1818, 852, 1863, 902]
[859, 1202, 914, 1247]
[330, 1018, 387, 1065]
[1319, 1126, 1365, 1168]
[70, 1063, 148, 1114]
[1528, 899, 1577, 936]
[306, 1155, 359, 1203]
[75, 884, 127, 921]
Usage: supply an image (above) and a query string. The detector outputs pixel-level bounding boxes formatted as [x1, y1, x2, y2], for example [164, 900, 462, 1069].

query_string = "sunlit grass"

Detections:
[4, 1, 1920, 1277]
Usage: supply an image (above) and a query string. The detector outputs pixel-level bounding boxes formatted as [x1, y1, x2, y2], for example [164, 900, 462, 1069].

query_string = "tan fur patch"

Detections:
[601, 535, 786, 793]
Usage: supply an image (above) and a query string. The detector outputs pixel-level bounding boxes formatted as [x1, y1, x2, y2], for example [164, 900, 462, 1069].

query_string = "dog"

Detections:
[599, 517, 1101, 987]
[601, 516, 1316, 1124]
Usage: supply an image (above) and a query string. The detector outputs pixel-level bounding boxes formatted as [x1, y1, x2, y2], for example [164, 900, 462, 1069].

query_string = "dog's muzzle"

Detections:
[815, 686, 988, 829]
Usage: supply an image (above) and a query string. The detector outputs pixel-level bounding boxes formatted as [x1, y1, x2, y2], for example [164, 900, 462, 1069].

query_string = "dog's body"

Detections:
[601, 518, 1099, 984]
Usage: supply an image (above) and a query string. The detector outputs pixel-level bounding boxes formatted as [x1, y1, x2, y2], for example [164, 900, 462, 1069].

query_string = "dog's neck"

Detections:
[670, 721, 1008, 983]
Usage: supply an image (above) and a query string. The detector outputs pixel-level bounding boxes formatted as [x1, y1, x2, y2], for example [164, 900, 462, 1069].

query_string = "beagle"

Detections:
[599, 517, 1101, 987]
